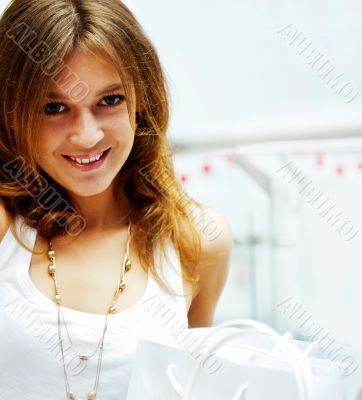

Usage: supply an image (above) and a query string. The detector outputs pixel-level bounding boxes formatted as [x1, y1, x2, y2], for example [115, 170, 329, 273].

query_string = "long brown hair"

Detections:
[0, 0, 203, 297]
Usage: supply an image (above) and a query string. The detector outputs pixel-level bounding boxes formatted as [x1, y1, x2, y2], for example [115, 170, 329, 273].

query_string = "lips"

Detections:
[62, 148, 111, 170]
[62, 148, 111, 162]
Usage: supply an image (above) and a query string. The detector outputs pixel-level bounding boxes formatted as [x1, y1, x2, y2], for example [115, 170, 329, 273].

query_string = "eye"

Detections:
[44, 102, 66, 115]
[99, 94, 125, 107]
[42, 93, 126, 116]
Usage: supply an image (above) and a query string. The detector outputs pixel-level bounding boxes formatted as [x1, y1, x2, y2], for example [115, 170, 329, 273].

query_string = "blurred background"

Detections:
[122, 0, 362, 350]
[1, 0, 361, 350]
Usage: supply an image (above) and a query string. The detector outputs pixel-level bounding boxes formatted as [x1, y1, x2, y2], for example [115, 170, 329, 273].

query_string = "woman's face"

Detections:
[36, 48, 135, 198]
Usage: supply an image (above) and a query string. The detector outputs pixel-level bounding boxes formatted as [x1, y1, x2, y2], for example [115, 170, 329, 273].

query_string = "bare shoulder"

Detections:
[188, 204, 233, 297]
[187, 202, 234, 327]
[0, 199, 12, 242]
[191, 202, 233, 256]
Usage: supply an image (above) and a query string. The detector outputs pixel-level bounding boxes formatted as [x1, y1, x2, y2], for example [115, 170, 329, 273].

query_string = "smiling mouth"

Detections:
[62, 148, 111, 165]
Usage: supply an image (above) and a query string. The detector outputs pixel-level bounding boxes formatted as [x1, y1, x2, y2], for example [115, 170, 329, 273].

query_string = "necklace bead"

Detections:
[108, 304, 117, 314]
[125, 259, 131, 271]
[118, 279, 126, 292]
[47, 264, 55, 276]
[66, 390, 95, 400]
[87, 391, 96, 399]
[67, 391, 76, 399]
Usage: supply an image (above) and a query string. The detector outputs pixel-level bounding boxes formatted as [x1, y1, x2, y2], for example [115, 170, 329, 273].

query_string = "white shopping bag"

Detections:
[126, 319, 351, 400]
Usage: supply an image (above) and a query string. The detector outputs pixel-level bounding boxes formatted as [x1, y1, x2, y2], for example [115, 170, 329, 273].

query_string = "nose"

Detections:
[69, 109, 104, 148]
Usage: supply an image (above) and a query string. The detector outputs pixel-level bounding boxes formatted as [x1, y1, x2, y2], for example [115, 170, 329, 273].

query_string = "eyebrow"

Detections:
[46, 83, 124, 100]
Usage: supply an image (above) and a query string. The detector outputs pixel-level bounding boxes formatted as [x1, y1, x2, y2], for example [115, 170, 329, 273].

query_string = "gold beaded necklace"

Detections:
[46, 218, 132, 400]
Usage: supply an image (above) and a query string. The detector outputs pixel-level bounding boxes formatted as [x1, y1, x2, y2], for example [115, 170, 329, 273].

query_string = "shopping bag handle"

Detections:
[177, 319, 316, 400]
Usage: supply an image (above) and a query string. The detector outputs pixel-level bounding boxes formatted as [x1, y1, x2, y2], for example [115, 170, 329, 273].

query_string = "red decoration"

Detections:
[357, 162, 362, 171]
[225, 153, 235, 163]
[316, 153, 324, 167]
[180, 174, 188, 183]
[336, 165, 344, 175]
[202, 163, 212, 174]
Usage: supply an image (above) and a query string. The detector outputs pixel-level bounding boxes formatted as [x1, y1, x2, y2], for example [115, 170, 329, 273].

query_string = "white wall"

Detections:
[124, 0, 362, 145]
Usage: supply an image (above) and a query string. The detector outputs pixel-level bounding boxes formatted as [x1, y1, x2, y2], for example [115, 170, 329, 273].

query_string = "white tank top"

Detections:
[0, 215, 189, 399]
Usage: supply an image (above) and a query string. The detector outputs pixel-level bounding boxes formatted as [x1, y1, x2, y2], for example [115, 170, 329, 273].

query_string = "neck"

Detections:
[67, 185, 132, 233]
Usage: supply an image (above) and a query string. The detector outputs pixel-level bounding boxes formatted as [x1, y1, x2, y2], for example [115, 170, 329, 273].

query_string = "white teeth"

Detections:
[69, 151, 104, 164]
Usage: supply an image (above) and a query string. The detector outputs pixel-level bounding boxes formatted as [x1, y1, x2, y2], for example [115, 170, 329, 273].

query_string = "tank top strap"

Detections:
[0, 214, 37, 271]
[157, 242, 186, 295]
[14, 214, 37, 250]
[138, 241, 189, 334]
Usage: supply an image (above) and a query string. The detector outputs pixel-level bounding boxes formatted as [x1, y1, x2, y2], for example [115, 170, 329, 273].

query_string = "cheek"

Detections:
[36, 128, 62, 159]
[106, 115, 135, 141]
[111, 110, 133, 127]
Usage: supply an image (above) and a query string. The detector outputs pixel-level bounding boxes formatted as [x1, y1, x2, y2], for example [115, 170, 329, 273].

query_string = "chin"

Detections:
[64, 181, 112, 198]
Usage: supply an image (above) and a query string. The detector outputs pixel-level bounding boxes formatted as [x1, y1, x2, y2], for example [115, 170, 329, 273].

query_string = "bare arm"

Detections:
[187, 206, 233, 328]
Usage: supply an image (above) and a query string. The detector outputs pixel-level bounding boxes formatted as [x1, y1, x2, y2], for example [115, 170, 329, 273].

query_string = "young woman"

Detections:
[0, 0, 233, 398]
